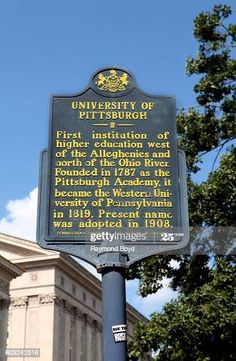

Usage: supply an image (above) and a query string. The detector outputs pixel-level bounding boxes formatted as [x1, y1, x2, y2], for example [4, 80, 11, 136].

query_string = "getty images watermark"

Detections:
[0, 348, 40, 357]
[88, 227, 236, 255]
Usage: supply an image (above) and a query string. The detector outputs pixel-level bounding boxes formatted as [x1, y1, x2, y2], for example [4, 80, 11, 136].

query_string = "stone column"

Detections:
[86, 317, 93, 361]
[91, 321, 96, 361]
[81, 314, 87, 361]
[0, 299, 10, 361]
[75, 309, 83, 361]
[96, 322, 103, 361]
[64, 300, 76, 361]
[8, 297, 28, 361]
[54, 296, 65, 361]
[64, 301, 71, 361]
[70, 315, 76, 361]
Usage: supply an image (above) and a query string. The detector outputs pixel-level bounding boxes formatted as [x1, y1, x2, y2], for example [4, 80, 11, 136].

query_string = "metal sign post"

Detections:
[37, 67, 189, 361]
[100, 265, 127, 361]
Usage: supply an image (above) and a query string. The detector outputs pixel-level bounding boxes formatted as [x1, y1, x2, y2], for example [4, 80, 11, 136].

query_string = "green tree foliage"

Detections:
[128, 5, 236, 360]
[178, 4, 236, 173]
[129, 259, 236, 361]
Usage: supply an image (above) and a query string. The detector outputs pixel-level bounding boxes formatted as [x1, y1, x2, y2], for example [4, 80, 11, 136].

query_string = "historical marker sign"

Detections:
[37, 67, 189, 266]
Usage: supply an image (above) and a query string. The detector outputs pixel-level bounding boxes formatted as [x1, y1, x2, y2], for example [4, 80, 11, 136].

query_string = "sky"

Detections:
[0, 0, 235, 317]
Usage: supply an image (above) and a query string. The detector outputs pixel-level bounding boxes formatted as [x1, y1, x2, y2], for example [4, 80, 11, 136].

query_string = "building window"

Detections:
[93, 298, 96, 309]
[83, 292, 86, 302]
[60, 276, 64, 287]
[72, 284, 76, 295]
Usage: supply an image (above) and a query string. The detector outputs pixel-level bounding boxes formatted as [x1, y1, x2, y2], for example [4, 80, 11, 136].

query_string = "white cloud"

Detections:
[0, 188, 101, 279]
[126, 278, 178, 318]
[0, 188, 38, 241]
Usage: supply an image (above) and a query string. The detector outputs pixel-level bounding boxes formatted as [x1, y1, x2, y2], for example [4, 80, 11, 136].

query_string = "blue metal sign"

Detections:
[37, 68, 189, 267]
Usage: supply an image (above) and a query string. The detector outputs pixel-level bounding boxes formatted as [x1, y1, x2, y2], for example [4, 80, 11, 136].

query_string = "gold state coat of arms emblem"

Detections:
[96, 70, 129, 93]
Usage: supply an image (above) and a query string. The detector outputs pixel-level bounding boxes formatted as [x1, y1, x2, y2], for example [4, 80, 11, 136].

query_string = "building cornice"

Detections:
[0, 255, 23, 281]
[0, 233, 54, 255]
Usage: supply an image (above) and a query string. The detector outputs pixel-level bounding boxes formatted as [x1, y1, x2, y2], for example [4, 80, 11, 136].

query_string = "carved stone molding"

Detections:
[53, 294, 103, 333]
[54, 295, 64, 308]
[54, 295, 76, 315]
[39, 294, 57, 305]
[0, 264, 17, 278]
[10, 296, 28, 307]
[86, 315, 95, 327]
[82, 312, 87, 323]
[95, 321, 102, 332]
[75, 308, 84, 320]
[92, 319, 102, 332]
[45, 294, 76, 316]
[63, 300, 75, 314]
[82, 313, 101, 329]
[41, 294, 102, 328]
[0, 278, 9, 293]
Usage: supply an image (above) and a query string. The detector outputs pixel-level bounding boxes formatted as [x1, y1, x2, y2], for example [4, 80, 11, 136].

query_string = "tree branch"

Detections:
[177, 105, 220, 112]
[211, 142, 226, 172]
[198, 136, 236, 160]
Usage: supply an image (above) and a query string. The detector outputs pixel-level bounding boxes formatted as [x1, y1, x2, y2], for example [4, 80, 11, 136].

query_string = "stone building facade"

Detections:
[0, 233, 147, 361]
[0, 254, 23, 361]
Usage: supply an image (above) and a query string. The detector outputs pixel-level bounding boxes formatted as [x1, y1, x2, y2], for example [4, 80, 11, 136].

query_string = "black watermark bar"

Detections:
[46, 227, 236, 256]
